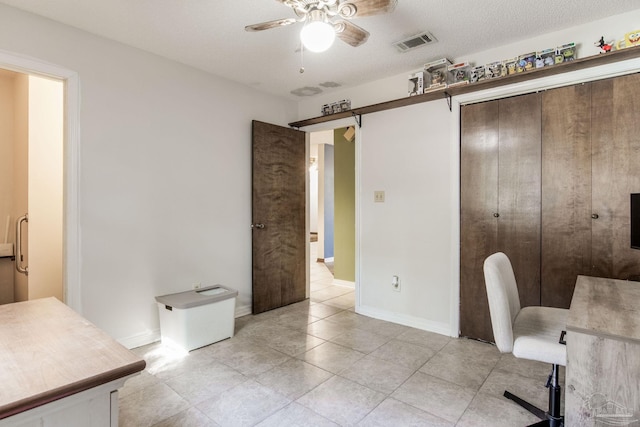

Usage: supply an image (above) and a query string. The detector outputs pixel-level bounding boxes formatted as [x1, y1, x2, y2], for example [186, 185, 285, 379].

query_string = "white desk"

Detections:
[0, 298, 146, 426]
[566, 276, 640, 426]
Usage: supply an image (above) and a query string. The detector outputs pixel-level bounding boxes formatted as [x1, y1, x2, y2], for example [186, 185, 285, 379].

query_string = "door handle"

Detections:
[493, 213, 500, 218]
[591, 213, 599, 219]
[251, 223, 265, 229]
[16, 213, 28, 276]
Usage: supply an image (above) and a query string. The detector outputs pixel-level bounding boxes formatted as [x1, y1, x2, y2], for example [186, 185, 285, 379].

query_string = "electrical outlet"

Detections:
[392, 275, 400, 292]
[374, 190, 385, 203]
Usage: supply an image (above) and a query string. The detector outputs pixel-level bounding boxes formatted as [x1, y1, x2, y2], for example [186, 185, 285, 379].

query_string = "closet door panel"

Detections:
[498, 93, 542, 308]
[541, 84, 592, 308]
[460, 101, 499, 342]
[592, 73, 640, 279]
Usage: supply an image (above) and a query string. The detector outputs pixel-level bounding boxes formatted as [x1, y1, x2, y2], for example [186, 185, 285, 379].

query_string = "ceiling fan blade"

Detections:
[339, 0, 397, 18]
[334, 20, 370, 47]
[245, 18, 298, 32]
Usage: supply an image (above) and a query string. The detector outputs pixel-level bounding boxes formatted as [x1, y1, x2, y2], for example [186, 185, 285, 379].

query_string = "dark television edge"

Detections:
[631, 193, 640, 249]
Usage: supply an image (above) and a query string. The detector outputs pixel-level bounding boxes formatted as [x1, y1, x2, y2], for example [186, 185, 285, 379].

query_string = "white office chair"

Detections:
[483, 252, 568, 427]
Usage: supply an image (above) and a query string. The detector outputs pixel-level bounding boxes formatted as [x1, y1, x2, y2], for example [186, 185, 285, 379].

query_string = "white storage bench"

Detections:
[155, 284, 237, 351]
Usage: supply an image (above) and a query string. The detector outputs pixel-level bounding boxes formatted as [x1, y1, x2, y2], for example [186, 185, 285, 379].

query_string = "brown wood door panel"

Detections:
[460, 101, 499, 342]
[252, 120, 306, 314]
[541, 84, 593, 308]
[592, 74, 640, 279]
[497, 93, 542, 308]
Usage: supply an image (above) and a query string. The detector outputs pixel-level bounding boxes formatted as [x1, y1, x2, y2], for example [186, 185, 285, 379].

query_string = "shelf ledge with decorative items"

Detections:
[289, 31, 640, 129]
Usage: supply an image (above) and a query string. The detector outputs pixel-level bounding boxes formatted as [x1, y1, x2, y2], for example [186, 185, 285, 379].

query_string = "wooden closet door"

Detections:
[498, 93, 542, 308]
[541, 84, 593, 308]
[591, 73, 640, 279]
[460, 101, 499, 342]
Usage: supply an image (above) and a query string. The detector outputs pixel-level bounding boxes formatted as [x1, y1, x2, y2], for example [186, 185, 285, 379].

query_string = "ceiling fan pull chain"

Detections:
[299, 41, 305, 73]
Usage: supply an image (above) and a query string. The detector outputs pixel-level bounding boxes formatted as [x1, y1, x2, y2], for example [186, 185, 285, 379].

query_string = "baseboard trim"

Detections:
[118, 329, 161, 350]
[356, 304, 452, 337]
[235, 304, 252, 318]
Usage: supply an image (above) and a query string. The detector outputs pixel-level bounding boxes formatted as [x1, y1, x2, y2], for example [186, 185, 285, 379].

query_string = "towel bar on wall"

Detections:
[16, 213, 28, 276]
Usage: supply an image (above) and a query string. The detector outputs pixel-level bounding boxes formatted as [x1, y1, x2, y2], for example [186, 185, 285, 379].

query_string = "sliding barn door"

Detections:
[252, 120, 306, 314]
[460, 93, 542, 342]
[591, 73, 640, 279]
[460, 100, 499, 343]
[541, 84, 593, 308]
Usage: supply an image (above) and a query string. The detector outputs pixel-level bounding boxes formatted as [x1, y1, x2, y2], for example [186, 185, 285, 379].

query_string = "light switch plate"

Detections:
[374, 191, 385, 203]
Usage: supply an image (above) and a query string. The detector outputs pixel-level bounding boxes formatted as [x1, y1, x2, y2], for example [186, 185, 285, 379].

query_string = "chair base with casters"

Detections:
[483, 252, 568, 427]
[504, 363, 563, 427]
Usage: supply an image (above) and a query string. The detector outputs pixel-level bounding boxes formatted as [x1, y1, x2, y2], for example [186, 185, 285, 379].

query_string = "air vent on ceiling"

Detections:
[393, 32, 437, 52]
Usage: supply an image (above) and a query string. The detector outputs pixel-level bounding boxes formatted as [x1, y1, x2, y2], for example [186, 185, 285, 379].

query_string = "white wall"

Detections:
[298, 9, 640, 337]
[0, 4, 297, 347]
[358, 100, 453, 334]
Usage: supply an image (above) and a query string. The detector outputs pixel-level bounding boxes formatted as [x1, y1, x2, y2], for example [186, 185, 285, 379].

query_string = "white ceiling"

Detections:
[1, 0, 638, 101]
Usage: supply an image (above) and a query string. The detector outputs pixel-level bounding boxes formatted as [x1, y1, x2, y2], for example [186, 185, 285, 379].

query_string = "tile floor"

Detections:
[119, 243, 563, 426]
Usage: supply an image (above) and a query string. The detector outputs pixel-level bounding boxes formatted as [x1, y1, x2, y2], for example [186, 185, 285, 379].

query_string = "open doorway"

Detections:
[308, 126, 356, 305]
[0, 69, 64, 304]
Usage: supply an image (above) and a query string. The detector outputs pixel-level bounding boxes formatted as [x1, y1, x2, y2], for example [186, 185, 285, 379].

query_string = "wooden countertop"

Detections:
[567, 275, 640, 343]
[0, 297, 146, 419]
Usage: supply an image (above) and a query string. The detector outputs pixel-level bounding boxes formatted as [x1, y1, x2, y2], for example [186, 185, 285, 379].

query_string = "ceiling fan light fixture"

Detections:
[300, 10, 335, 53]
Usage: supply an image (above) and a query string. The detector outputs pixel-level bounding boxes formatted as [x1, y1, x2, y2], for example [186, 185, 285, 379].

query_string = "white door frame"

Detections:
[0, 49, 81, 313]
[301, 117, 361, 309]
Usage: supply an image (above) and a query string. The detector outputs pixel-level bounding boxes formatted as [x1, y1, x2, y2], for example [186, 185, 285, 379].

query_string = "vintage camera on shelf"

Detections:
[424, 58, 452, 92]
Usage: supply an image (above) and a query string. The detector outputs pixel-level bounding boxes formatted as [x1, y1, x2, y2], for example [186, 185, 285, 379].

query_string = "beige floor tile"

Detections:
[456, 392, 542, 427]
[306, 303, 344, 319]
[298, 341, 366, 374]
[358, 398, 454, 427]
[297, 376, 386, 426]
[329, 328, 391, 354]
[119, 382, 190, 427]
[324, 310, 375, 330]
[256, 402, 339, 426]
[196, 380, 290, 427]
[391, 372, 476, 423]
[354, 316, 409, 338]
[396, 327, 452, 351]
[419, 351, 497, 390]
[306, 319, 349, 340]
[478, 368, 552, 413]
[164, 361, 247, 405]
[340, 355, 416, 395]
[311, 285, 354, 302]
[204, 338, 291, 377]
[323, 292, 356, 309]
[256, 359, 333, 399]
[119, 370, 161, 398]
[150, 407, 219, 427]
[262, 328, 326, 356]
[369, 339, 436, 370]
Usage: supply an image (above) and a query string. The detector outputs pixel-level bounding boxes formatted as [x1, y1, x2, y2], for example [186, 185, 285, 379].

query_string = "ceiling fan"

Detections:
[245, 0, 398, 52]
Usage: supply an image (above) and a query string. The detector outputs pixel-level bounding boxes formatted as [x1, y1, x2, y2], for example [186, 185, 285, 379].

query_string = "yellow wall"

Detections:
[334, 127, 356, 282]
[27, 75, 63, 301]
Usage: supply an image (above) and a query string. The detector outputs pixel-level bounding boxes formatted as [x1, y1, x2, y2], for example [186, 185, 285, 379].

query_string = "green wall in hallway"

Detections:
[333, 127, 355, 282]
